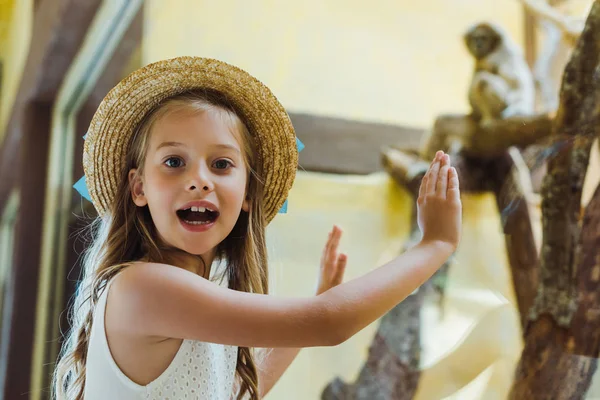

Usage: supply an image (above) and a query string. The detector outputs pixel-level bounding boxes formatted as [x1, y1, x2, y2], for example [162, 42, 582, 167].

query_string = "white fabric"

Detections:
[84, 279, 238, 399]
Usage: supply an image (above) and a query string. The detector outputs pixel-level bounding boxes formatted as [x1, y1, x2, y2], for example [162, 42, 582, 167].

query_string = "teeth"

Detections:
[182, 206, 217, 213]
[184, 220, 212, 225]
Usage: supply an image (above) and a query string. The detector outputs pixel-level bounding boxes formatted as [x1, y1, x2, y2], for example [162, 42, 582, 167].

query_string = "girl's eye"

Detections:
[214, 159, 232, 170]
[165, 157, 184, 168]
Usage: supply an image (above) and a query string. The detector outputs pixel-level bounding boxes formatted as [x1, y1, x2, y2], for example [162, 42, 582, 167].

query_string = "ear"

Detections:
[242, 196, 250, 213]
[242, 175, 251, 212]
[128, 168, 148, 207]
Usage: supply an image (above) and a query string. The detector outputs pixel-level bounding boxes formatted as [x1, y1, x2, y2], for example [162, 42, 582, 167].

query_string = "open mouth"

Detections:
[176, 206, 220, 225]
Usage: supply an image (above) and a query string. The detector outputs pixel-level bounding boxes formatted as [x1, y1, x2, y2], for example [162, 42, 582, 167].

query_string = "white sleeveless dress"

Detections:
[83, 278, 239, 399]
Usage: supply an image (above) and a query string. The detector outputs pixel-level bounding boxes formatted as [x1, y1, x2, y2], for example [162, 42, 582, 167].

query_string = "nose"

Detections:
[187, 164, 214, 193]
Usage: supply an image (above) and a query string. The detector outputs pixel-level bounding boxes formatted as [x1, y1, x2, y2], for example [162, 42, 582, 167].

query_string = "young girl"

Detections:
[53, 56, 462, 400]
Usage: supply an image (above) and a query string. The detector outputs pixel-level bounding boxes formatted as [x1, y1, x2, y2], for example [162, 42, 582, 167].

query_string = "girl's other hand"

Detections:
[417, 151, 462, 251]
[316, 225, 347, 295]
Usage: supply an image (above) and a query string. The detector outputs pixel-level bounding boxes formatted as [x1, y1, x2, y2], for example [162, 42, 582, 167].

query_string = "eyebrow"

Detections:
[214, 144, 241, 153]
[156, 141, 240, 153]
[156, 141, 185, 151]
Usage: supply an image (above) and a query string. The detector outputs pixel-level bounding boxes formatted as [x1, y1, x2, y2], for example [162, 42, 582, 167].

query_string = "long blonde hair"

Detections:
[53, 89, 269, 400]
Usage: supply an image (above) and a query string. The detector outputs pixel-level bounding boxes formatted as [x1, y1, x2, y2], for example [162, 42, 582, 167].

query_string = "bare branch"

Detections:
[380, 147, 429, 197]
[428, 114, 553, 158]
[533, 19, 564, 112]
[519, 0, 584, 46]
[489, 149, 540, 329]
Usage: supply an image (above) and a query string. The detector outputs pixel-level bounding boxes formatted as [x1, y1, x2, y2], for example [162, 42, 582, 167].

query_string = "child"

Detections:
[53, 56, 462, 400]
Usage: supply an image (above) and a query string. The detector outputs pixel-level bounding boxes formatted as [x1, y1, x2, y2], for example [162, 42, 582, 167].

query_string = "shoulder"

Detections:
[106, 262, 203, 337]
[109, 263, 195, 317]
[110, 262, 194, 303]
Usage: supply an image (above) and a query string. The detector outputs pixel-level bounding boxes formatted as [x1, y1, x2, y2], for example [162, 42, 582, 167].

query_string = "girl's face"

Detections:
[129, 108, 250, 262]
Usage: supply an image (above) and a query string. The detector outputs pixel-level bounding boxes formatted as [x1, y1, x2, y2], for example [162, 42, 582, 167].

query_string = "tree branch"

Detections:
[489, 149, 540, 330]
[519, 0, 584, 46]
[510, 165, 600, 399]
[425, 114, 553, 159]
[529, 0, 600, 326]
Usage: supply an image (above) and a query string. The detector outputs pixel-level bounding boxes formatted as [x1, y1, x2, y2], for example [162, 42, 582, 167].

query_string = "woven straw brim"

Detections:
[83, 56, 298, 224]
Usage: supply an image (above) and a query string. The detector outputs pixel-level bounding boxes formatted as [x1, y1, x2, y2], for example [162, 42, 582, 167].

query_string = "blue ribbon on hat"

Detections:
[73, 136, 305, 214]
[73, 175, 91, 201]
[278, 137, 304, 214]
[74, 133, 92, 202]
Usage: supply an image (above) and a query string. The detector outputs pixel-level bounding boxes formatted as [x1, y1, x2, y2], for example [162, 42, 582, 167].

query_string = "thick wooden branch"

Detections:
[425, 114, 553, 160]
[529, 0, 600, 326]
[530, 137, 594, 325]
[510, 173, 600, 399]
[489, 149, 540, 330]
[519, 0, 584, 46]
[510, 1, 600, 397]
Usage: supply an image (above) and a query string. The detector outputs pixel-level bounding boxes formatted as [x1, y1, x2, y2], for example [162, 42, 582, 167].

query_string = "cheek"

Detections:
[149, 170, 177, 189]
[221, 175, 248, 206]
[146, 174, 180, 206]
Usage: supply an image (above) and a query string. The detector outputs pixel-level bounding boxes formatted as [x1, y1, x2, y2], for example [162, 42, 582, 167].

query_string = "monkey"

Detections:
[464, 22, 535, 123]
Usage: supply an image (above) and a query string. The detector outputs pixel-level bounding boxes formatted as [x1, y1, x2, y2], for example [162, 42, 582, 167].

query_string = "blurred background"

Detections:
[1, 0, 599, 399]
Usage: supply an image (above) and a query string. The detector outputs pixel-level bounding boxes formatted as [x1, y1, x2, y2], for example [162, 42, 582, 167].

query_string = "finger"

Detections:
[448, 167, 461, 203]
[437, 155, 450, 197]
[329, 226, 342, 250]
[427, 157, 442, 195]
[441, 152, 450, 166]
[320, 229, 333, 265]
[332, 254, 347, 286]
[326, 226, 342, 266]
[422, 153, 434, 179]
[418, 174, 427, 199]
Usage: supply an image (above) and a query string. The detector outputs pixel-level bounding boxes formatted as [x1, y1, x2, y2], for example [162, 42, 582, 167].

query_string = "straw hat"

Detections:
[83, 56, 298, 224]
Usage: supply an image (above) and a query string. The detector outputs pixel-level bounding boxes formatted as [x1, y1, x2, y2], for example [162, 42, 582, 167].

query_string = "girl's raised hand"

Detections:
[316, 225, 347, 295]
[417, 151, 462, 251]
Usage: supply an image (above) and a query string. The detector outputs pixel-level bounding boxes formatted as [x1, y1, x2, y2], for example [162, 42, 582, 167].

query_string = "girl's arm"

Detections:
[109, 151, 461, 349]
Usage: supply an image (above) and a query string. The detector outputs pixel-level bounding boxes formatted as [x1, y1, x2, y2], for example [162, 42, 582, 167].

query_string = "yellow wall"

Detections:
[143, 0, 524, 129]
[0, 0, 32, 143]
[0, 0, 15, 45]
